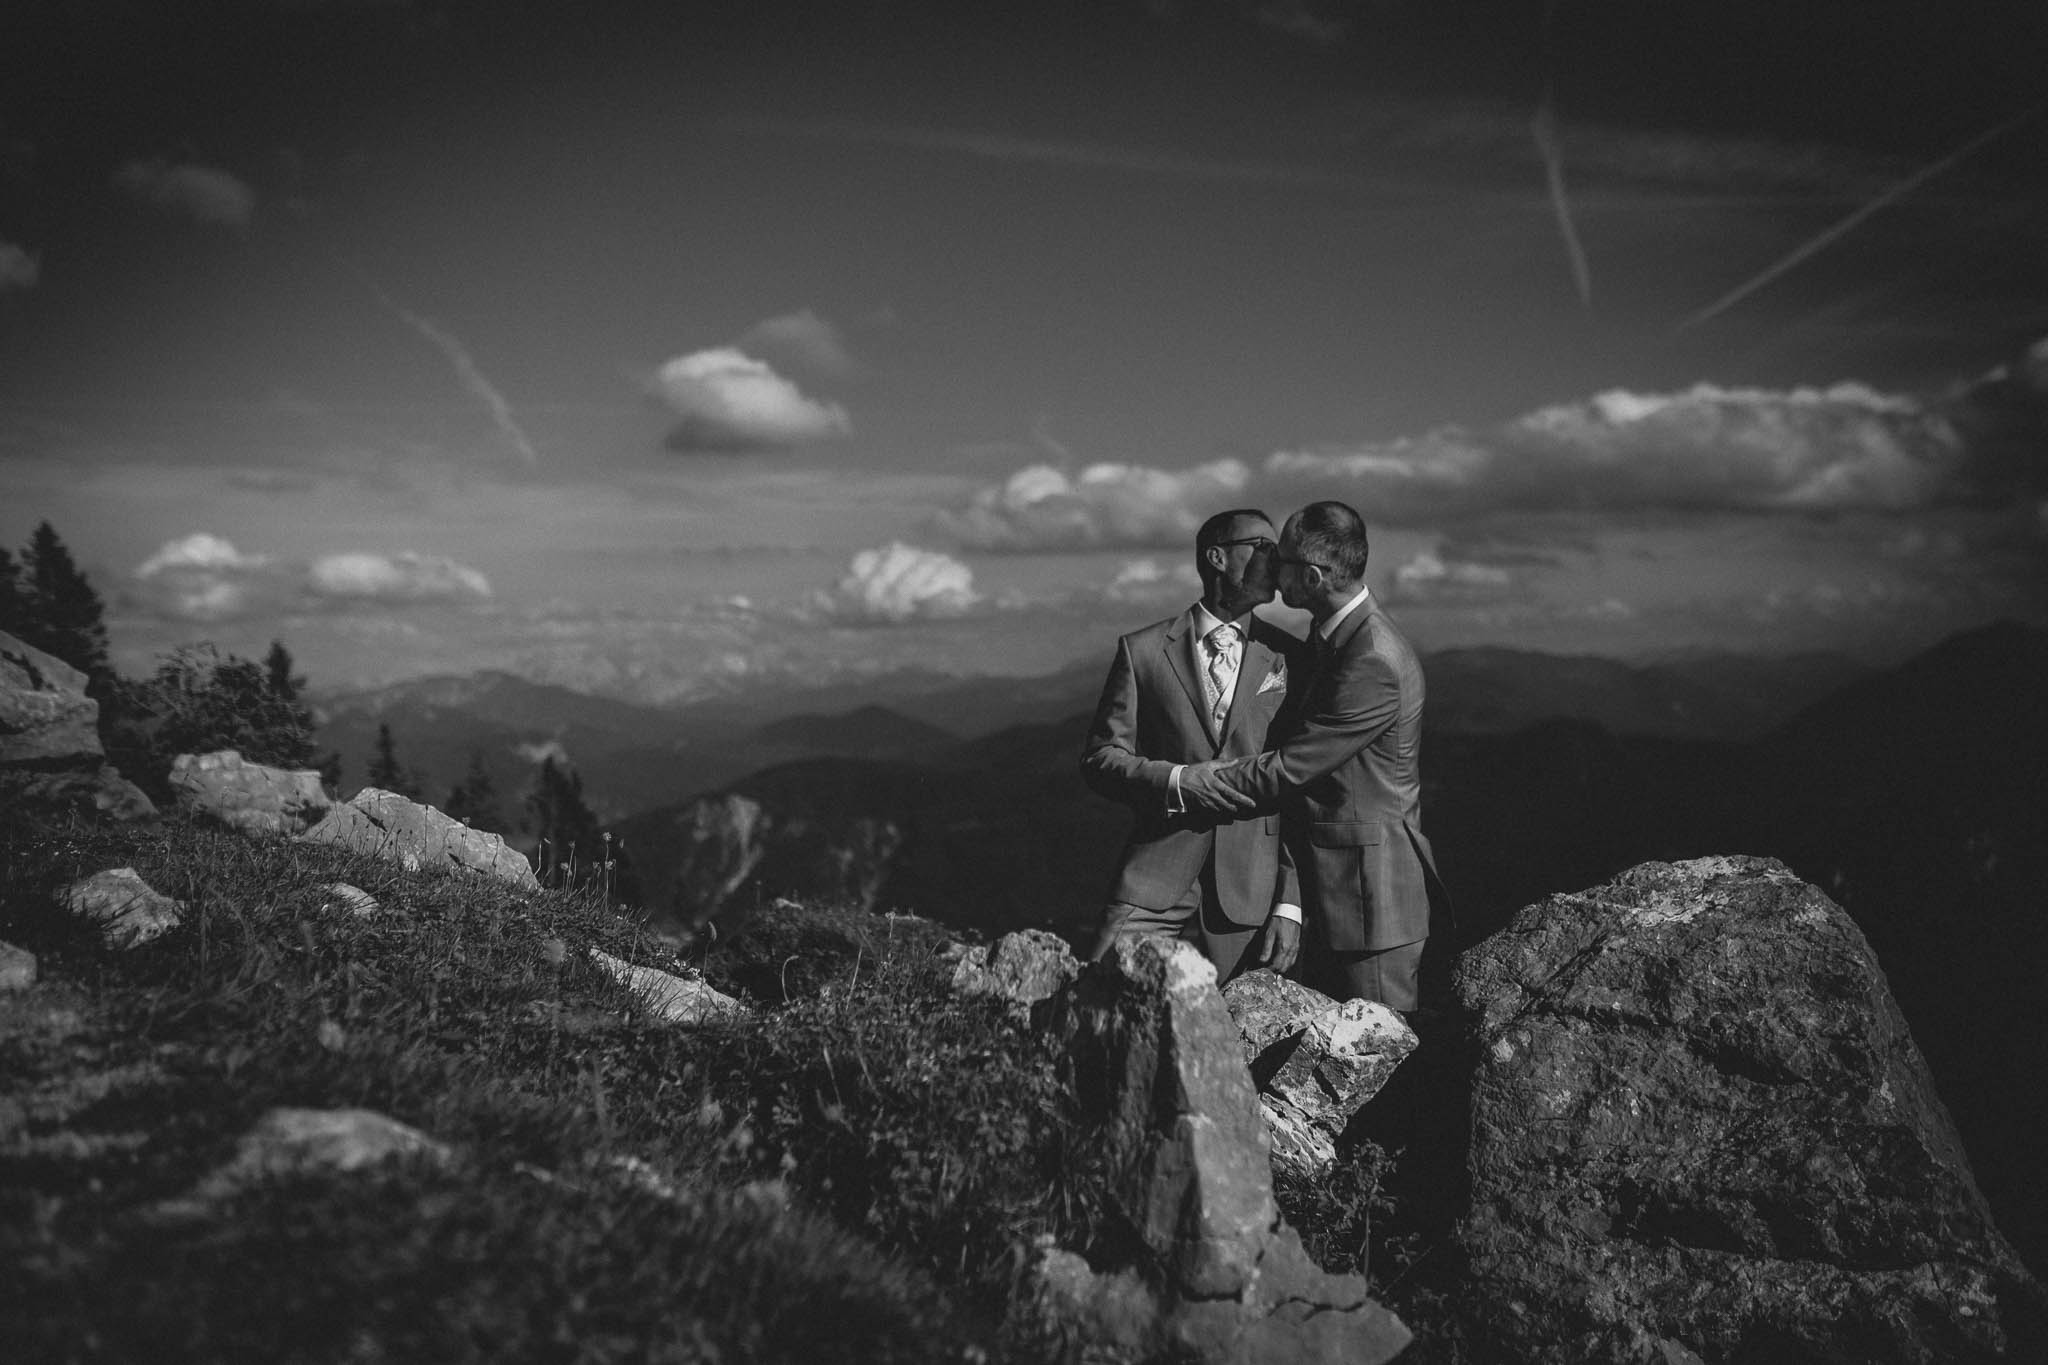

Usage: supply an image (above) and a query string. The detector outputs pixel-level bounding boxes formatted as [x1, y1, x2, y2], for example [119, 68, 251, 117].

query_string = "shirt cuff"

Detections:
[1166, 764, 1186, 814]
[1272, 902, 1302, 924]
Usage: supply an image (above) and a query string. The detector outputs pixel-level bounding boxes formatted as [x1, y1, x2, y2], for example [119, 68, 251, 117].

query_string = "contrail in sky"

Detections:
[1678, 102, 2046, 333]
[1532, 82, 1592, 309]
[356, 272, 541, 469]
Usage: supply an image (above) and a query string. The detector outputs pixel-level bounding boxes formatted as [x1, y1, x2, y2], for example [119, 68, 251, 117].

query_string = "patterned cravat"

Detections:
[1205, 623, 1241, 731]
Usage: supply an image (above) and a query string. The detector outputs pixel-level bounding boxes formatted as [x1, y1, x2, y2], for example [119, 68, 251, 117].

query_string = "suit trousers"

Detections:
[1091, 860, 1262, 984]
[1312, 938, 1425, 1013]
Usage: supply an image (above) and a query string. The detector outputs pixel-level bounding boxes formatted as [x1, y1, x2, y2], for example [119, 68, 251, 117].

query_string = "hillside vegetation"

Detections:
[0, 799, 1121, 1363]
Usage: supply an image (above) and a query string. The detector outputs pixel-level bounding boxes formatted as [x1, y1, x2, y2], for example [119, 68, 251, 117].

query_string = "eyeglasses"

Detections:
[1213, 536, 1276, 552]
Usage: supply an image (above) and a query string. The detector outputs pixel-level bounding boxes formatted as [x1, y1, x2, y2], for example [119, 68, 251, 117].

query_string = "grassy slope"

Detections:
[0, 798, 1116, 1364]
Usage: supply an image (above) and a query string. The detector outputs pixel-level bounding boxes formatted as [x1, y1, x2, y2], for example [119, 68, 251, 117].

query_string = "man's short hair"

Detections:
[1291, 500, 1369, 583]
[1195, 507, 1272, 583]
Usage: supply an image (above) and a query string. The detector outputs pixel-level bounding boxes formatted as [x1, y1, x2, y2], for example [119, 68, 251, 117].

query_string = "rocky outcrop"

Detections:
[1221, 970, 1416, 1177]
[949, 928, 1080, 1018]
[0, 631, 101, 767]
[588, 948, 748, 1026]
[1039, 936, 1409, 1364]
[1451, 855, 2047, 1364]
[61, 868, 185, 949]
[170, 749, 330, 836]
[297, 787, 537, 889]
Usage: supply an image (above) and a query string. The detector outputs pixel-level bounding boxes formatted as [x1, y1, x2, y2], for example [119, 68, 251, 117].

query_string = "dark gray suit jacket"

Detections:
[1218, 597, 1447, 952]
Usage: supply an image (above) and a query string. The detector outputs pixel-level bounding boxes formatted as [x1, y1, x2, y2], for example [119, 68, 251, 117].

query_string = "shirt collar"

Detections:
[1190, 602, 1249, 640]
[1319, 583, 1372, 639]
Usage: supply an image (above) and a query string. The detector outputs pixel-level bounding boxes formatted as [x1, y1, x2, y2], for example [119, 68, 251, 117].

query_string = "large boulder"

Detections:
[1040, 936, 1409, 1364]
[297, 787, 538, 889]
[1451, 855, 2047, 1364]
[1221, 970, 1416, 1176]
[0, 631, 101, 768]
[170, 750, 330, 836]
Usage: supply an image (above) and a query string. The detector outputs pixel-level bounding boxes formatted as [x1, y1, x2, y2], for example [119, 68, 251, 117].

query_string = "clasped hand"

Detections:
[1180, 759, 1256, 815]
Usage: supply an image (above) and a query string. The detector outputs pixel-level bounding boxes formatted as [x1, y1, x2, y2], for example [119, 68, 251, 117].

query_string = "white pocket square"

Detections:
[1257, 664, 1287, 695]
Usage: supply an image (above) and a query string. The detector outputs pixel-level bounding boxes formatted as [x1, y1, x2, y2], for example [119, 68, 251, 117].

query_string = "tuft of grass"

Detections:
[0, 799, 1111, 1363]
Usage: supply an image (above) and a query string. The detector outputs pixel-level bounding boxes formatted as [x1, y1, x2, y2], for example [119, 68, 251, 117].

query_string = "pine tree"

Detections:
[0, 546, 25, 638]
[444, 750, 506, 834]
[366, 722, 421, 800]
[525, 757, 603, 886]
[22, 521, 113, 692]
[265, 640, 304, 702]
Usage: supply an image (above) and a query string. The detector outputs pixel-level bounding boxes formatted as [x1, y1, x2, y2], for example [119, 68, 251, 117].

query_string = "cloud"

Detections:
[132, 533, 282, 622]
[1242, 0, 1354, 46]
[738, 309, 854, 376]
[131, 535, 494, 620]
[0, 241, 38, 291]
[654, 347, 852, 451]
[1385, 548, 1519, 605]
[308, 551, 492, 603]
[1265, 382, 1970, 521]
[111, 158, 256, 227]
[1106, 556, 1202, 603]
[939, 458, 1252, 550]
[830, 542, 980, 622]
[516, 739, 570, 767]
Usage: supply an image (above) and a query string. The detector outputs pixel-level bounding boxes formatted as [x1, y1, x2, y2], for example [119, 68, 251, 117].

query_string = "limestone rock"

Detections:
[297, 787, 538, 888]
[1043, 936, 1409, 1365]
[314, 882, 380, 917]
[61, 868, 185, 948]
[171, 749, 329, 836]
[1222, 970, 1417, 1176]
[1452, 855, 2047, 1364]
[7, 765, 157, 822]
[0, 631, 101, 767]
[589, 947, 748, 1026]
[0, 940, 35, 991]
[182, 1107, 450, 1207]
[949, 928, 1080, 1017]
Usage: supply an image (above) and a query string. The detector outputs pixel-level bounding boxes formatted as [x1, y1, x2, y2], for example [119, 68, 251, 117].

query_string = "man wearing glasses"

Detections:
[1079, 508, 1308, 983]
[1179, 500, 1448, 1012]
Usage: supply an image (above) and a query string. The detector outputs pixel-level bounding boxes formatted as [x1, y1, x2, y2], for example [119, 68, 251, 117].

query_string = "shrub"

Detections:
[103, 643, 326, 798]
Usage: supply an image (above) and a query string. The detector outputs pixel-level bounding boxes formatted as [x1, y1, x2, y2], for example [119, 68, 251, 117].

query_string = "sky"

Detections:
[3, 0, 2045, 702]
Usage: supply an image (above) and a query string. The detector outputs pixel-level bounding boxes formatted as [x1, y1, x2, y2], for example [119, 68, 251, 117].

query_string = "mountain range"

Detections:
[313, 643, 1865, 824]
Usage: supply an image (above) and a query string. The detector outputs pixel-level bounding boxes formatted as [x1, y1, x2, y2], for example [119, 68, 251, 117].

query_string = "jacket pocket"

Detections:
[1308, 819, 1380, 848]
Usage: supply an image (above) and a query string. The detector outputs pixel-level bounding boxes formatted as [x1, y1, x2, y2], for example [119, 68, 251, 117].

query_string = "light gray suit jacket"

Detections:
[1080, 610, 1304, 925]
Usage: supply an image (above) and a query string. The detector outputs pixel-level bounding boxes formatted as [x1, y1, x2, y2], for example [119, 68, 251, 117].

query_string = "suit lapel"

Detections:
[1162, 613, 1210, 742]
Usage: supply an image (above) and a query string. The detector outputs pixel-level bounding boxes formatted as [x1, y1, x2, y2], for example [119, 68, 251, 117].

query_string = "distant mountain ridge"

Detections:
[313, 644, 1870, 821]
